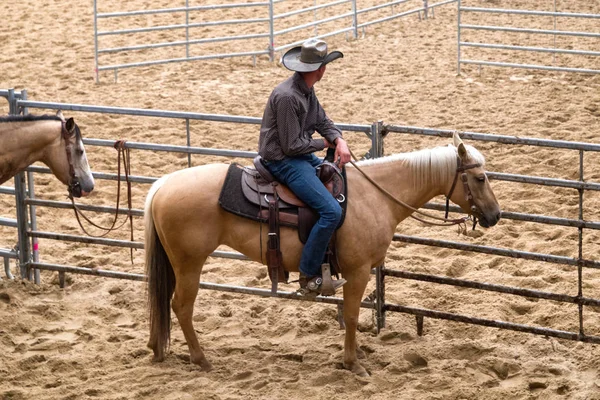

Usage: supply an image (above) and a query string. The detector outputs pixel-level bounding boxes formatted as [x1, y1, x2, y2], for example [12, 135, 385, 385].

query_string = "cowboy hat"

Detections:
[281, 39, 344, 72]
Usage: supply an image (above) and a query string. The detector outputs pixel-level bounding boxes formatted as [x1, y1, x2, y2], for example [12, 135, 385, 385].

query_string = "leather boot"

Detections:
[299, 274, 346, 296]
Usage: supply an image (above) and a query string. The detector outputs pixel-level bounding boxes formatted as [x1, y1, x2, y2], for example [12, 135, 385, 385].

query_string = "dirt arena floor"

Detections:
[1, 0, 600, 399]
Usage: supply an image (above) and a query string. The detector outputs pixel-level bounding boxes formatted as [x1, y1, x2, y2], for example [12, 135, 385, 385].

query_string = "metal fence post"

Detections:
[457, 0, 462, 75]
[268, 0, 275, 62]
[9, 89, 32, 279]
[22, 90, 40, 284]
[370, 120, 384, 158]
[578, 150, 585, 337]
[94, 0, 100, 83]
[351, 0, 358, 39]
[371, 120, 386, 332]
[185, 0, 190, 59]
[375, 264, 386, 333]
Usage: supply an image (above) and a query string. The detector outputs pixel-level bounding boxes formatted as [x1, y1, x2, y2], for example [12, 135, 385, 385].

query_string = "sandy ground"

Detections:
[1, 0, 600, 399]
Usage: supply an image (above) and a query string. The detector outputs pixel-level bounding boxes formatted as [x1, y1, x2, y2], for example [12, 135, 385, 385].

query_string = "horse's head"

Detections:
[449, 132, 501, 228]
[47, 111, 95, 198]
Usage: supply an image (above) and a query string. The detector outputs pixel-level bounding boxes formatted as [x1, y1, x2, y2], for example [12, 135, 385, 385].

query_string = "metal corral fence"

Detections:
[458, 0, 600, 74]
[4, 88, 600, 345]
[94, 0, 457, 82]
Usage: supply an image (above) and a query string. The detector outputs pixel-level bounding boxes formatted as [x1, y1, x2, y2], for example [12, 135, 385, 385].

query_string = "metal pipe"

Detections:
[28, 231, 248, 260]
[29, 262, 376, 309]
[0, 217, 18, 228]
[460, 42, 600, 57]
[268, 0, 274, 62]
[185, 0, 189, 59]
[578, 150, 585, 335]
[385, 125, 600, 152]
[460, 7, 600, 19]
[273, 0, 350, 19]
[392, 234, 600, 269]
[94, 0, 99, 83]
[457, 0, 461, 75]
[357, 0, 456, 29]
[0, 249, 17, 259]
[97, 3, 270, 18]
[17, 100, 372, 133]
[351, 0, 358, 39]
[97, 50, 271, 71]
[4, 257, 13, 280]
[460, 59, 600, 75]
[385, 269, 600, 307]
[459, 24, 600, 39]
[0, 186, 16, 195]
[98, 33, 271, 54]
[385, 303, 600, 344]
[186, 119, 191, 167]
[274, 12, 354, 36]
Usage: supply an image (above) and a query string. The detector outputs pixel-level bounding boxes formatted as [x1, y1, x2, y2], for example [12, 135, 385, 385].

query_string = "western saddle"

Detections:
[243, 156, 346, 294]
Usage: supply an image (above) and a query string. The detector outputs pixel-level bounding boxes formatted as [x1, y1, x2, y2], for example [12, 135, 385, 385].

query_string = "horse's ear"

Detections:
[453, 131, 463, 147]
[65, 118, 76, 135]
[56, 110, 65, 122]
[457, 142, 468, 160]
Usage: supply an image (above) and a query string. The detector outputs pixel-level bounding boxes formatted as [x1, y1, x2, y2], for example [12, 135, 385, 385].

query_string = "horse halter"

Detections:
[62, 121, 82, 198]
[445, 156, 482, 228]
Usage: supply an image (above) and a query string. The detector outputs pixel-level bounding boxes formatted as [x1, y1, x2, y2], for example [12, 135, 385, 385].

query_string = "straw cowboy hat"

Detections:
[281, 39, 344, 72]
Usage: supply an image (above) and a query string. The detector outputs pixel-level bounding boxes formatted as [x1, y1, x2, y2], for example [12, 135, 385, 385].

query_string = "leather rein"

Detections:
[348, 149, 481, 228]
[63, 130, 135, 258]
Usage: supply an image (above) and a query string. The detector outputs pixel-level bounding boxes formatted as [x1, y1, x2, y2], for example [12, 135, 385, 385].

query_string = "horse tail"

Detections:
[145, 175, 175, 359]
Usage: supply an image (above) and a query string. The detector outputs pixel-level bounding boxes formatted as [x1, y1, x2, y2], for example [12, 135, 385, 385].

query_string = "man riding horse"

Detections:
[258, 39, 351, 295]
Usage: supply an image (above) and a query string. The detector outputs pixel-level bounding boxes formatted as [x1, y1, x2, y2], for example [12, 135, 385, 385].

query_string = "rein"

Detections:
[67, 139, 135, 259]
[348, 149, 478, 227]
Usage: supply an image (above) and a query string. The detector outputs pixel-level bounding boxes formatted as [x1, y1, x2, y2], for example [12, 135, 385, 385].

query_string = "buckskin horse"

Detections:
[145, 132, 501, 376]
[0, 111, 94, 197]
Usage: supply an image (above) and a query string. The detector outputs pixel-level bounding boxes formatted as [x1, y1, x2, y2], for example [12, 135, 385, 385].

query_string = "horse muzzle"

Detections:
[68, 179, 93, 198]
[474, 208, 501, 228]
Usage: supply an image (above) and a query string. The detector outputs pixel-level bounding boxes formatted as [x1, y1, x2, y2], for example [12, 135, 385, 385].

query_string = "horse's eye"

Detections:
[76, 149, 84, 157]
[477, 176, 486, 182]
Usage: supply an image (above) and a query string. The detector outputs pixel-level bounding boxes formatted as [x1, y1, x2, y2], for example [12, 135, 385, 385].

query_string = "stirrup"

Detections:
[298, 264, 346, 297]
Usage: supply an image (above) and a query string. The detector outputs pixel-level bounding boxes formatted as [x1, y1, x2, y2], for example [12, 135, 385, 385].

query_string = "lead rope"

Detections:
[69, 140, 135, 261]
[347, 149, 470, 228]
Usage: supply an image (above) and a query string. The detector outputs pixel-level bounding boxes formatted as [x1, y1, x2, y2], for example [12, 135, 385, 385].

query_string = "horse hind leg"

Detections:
[171, 257, 213, 371]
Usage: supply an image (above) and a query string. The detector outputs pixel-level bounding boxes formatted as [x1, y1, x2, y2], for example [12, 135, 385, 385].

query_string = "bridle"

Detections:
[61, 121, 82, 198]
[445, 156, 482, 228]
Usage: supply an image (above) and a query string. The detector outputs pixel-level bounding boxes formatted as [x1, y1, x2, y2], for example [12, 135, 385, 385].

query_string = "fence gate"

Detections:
[458, 0, 600, 74]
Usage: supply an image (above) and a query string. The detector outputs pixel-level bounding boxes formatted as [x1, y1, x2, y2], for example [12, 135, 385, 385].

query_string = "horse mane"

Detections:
[355, 144, 486, 189]
[0, 114, 82, 140]
[0, 114, 62, 123]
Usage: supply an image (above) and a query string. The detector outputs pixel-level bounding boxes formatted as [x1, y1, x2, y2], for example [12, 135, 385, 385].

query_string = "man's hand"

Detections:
[333, 138, 351, 167]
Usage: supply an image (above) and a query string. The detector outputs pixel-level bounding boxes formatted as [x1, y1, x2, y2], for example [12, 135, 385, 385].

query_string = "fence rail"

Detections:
[457, 0, 600, 75]
[94, 0, 456, 82]
[4, 89, 600, 345]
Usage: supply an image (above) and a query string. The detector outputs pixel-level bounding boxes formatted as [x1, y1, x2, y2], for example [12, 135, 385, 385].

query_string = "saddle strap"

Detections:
[266, 185, 286, 293]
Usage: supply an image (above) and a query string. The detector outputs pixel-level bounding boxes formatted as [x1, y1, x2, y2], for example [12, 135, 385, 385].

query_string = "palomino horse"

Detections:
[0, 111, 94, 197]
[145, 132, 501, 376]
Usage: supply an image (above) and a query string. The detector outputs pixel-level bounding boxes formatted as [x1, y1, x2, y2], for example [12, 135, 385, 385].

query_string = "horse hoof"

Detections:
[152, 354, 165, 363]
[343, 362, 369, 377]
[200, 360, 213, 372]
[192, 357, 213, 372]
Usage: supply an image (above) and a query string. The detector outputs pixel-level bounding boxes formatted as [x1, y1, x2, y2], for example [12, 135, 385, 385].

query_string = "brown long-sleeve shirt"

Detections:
[258, 72, 342, 161]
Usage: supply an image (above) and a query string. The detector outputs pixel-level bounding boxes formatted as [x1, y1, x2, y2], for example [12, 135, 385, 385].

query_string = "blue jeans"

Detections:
[265, 154, 342, 277]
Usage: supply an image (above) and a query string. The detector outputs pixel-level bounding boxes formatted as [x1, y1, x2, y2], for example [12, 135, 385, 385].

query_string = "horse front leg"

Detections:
[341, 266, 371, 377]
[171, 261, 213, 371]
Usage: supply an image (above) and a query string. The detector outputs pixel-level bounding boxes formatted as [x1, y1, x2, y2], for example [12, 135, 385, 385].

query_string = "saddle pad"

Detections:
[219, 163, 299, 226]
